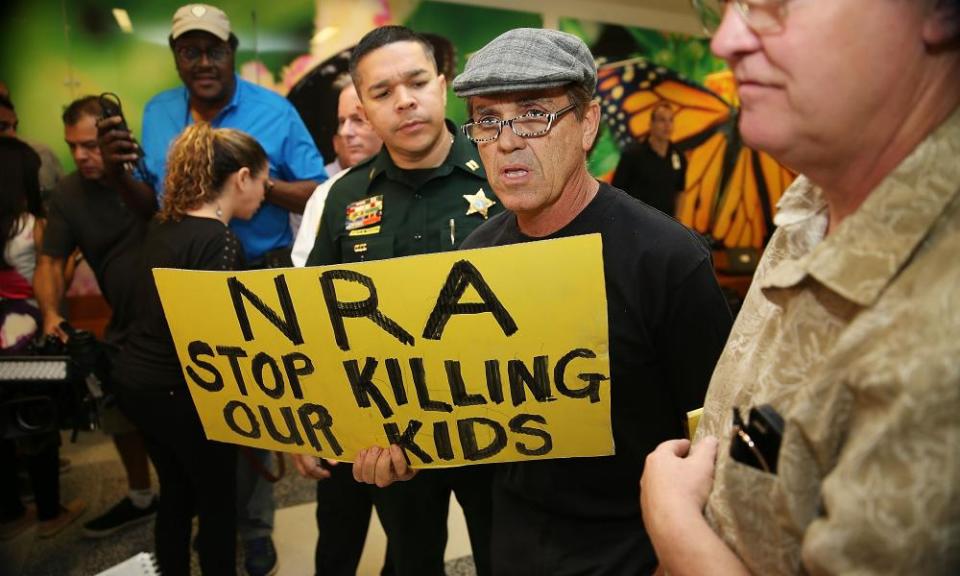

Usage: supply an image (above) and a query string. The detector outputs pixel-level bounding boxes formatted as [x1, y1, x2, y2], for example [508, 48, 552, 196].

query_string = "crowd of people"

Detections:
[1, 1, 957, 575]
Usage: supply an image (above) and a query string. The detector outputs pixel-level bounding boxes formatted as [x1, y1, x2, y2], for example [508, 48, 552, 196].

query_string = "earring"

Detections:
[216, 203, 223, 218]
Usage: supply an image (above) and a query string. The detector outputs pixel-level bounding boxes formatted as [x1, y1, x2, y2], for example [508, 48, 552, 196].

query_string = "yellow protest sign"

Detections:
[153, 234, 612, 468]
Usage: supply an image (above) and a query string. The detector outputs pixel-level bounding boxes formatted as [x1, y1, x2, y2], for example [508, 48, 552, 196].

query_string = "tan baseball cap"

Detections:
[171, 4, 232, 42]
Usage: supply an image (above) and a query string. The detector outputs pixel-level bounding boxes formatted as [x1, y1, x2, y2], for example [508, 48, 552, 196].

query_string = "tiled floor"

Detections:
[273, 499, 474, 576]
[1, 431, 476, 575]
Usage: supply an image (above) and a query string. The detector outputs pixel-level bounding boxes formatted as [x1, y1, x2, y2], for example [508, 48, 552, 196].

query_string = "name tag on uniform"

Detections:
[345, 195, 383, 231]
[348, 226, 381, 237]
[671, 152, 681, 171]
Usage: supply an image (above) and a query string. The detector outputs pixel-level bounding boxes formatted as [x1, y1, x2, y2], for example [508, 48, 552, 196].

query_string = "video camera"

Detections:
[0, 322, 107, 440]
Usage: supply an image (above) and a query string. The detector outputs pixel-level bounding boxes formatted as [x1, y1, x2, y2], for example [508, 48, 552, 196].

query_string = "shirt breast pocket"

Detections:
[711, 451, 798, 574]
[440, 216, 484, 251]
[339, 234, 394, 263]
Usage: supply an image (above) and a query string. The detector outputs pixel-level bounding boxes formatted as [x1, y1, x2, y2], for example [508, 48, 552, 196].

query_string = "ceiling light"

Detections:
[311, 26, 339, 45]
[113, 8, 134, 34]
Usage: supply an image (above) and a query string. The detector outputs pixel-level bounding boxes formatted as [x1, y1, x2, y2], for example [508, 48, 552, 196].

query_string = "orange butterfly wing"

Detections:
[597, 58, 796, 249]
[598, 62, 730, 146]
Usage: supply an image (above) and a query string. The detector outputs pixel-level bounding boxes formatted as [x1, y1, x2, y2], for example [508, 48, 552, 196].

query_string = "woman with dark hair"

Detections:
[1, 137, 44, 351]
[0, 137, 86, 539]
[114, 123, 268, 575]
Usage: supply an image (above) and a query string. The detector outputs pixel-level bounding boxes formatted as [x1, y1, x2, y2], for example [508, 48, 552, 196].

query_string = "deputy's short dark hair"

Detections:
[349, 26, 435, 86]
[0, 94, 13, 113]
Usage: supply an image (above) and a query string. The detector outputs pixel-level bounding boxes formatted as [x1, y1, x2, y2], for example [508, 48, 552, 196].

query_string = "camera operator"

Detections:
[0, 137, 85, 539]
[32, 96, 158, 538]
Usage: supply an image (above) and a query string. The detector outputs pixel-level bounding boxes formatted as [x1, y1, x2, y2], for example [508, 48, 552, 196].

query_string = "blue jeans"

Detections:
[236, 448, 275, 541]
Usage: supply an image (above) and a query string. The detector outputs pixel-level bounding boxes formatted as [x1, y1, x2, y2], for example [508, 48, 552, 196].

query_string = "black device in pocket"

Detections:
[730, 404, 784, 474]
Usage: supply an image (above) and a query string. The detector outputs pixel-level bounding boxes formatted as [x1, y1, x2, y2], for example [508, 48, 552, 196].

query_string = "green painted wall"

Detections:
[0, 0, 314, 169]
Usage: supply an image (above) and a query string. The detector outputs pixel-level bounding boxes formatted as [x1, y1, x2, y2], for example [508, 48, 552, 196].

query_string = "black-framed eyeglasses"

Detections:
[690, 0, 789, 36]
[175, 44, 231, 64]
[462, 103, 577, 143]
[0, 120, 18, 133]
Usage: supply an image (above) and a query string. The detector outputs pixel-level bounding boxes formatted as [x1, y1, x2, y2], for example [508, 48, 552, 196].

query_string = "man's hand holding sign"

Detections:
[353, 445, 416, 487]
[153, 234, 613, 473]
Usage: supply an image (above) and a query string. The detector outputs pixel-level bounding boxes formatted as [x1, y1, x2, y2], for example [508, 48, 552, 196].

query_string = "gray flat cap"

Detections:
[453, 28, 596, 97]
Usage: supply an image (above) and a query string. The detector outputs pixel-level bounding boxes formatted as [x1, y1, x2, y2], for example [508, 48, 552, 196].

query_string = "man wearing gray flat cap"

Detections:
[355, 28, 733, 575]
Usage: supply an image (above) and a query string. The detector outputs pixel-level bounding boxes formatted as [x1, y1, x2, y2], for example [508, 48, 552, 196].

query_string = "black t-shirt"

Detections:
[115, 216, 243, 392]
[612, 140, 687, 216]
[462, 182, 732, 521]
[43, 172, 147, 342]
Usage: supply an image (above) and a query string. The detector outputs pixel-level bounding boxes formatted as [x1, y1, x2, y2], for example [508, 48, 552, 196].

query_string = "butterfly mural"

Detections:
[596, 58, 796, 249]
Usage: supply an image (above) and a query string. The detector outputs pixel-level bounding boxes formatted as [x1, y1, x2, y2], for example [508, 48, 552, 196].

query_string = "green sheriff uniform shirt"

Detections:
[306, 121, 501, 265]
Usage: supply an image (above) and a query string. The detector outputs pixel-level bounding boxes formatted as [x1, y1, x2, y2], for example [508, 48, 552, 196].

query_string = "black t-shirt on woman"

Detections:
[115, 216, 243, 392]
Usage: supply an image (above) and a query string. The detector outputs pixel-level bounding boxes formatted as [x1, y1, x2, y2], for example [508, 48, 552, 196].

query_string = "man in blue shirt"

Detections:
[101, 3, 326, 266]
[98, 5, 326, 575]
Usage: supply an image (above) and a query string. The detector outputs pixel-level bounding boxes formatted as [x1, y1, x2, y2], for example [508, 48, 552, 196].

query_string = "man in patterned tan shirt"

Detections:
[641, 1, 960, 575]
